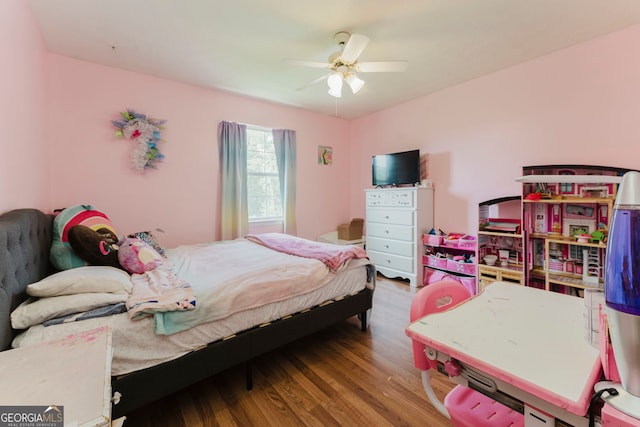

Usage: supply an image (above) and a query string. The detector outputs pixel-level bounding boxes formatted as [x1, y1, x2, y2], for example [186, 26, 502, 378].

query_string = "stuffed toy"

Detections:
[127, 231, 167, 258]
[68, 225, 122, 269]
[118, 236, 163, 274]
[50, 204, 119, 270]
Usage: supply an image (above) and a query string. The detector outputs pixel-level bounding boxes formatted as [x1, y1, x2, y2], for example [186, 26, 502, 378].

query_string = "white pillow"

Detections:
[11, 292, 128, 329]
[27, 266, 132, 297]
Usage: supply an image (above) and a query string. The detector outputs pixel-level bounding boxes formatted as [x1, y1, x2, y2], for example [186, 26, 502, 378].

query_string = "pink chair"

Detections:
[410, 280, 524, 427]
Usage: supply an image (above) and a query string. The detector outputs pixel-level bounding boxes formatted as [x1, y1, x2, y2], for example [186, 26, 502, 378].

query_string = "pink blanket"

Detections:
[245, 233, 368, 272]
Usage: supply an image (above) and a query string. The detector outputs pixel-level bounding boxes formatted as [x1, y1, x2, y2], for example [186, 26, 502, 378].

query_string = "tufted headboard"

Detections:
[0, 209, 54, 350]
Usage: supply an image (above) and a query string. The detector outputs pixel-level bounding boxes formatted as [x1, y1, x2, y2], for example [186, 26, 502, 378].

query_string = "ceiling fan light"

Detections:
[327, 73, 343, 98]
[346, 74, 365, 94]
[328, 86, 342, 98]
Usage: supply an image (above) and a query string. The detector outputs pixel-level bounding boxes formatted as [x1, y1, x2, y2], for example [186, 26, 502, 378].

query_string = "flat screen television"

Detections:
[372, 149, 421, 187]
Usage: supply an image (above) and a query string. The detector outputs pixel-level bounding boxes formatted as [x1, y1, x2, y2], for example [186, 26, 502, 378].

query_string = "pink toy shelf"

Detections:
[423, 232, 477, 294]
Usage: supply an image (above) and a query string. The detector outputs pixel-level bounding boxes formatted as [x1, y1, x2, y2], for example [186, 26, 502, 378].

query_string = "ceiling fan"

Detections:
[286, 31, 408, 98]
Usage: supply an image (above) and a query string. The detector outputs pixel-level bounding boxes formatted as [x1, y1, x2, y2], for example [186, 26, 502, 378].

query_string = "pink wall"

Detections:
[5, 0, 640, 248]
[350, 24, 640, 236]
[0, 0, 49, 212]
[46, 56, 351, 247]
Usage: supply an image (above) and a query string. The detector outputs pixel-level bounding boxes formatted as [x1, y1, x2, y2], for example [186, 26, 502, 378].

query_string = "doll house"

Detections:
[517, 165, 630, 294]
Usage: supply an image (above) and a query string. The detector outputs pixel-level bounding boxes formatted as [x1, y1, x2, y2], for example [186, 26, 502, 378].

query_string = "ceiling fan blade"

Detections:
[340, 34, 369, 63]
[357, 61, 409, 73]
[284, 59, 330, 68]
[296, 74, 328, 91]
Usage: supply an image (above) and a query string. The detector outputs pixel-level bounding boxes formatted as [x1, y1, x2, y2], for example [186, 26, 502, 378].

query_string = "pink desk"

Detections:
[406, 282, 602, 427]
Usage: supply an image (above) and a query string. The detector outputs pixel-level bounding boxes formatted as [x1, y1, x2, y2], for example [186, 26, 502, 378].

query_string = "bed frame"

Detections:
[0, 208, 374, 418]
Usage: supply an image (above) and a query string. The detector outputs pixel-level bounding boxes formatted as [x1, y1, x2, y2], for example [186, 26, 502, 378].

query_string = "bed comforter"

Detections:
[154, 238, 350, 335]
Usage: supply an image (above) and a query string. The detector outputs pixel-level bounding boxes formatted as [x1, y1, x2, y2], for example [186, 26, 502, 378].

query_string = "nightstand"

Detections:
[318, 231, 365, 248]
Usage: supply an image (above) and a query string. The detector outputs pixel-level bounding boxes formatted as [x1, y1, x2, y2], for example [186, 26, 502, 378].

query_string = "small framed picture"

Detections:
[318, 145, 332, 165]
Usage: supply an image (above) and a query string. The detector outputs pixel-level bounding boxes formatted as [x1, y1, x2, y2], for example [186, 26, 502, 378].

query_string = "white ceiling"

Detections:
[27, 0, 640, 119]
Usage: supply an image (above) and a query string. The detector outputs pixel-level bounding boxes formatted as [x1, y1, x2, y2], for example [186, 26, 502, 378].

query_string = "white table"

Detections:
[0, 326, 116, 426]
[406, 282, 602, 427]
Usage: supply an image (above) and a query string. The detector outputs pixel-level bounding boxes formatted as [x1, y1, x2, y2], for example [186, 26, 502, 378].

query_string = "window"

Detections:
[559, 170, 575, 194]
[246, 127, 282, 222]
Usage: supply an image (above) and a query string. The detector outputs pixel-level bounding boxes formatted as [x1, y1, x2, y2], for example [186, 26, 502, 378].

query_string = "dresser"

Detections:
[365, 187, 433, 287]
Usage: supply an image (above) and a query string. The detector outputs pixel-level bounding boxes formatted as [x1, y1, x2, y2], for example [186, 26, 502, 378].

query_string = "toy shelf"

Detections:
[422, 237, 477, 277]
[422, 233, 477, 294]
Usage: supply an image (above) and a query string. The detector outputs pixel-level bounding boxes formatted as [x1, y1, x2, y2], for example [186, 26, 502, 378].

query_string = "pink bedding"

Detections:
[245, 233, 368, 272]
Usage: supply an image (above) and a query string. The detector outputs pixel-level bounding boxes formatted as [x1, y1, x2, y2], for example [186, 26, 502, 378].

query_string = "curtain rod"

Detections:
[222, 120, 294, 133]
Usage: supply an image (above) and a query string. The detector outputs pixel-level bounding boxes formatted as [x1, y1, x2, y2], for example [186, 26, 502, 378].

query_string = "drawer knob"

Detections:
[385, 244, 389, 248]
[385, 230, 389, 234]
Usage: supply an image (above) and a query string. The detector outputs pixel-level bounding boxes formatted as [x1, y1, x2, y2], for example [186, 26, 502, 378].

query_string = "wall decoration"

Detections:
[111, 110, 166, 171]
[318, 145, 332, 165]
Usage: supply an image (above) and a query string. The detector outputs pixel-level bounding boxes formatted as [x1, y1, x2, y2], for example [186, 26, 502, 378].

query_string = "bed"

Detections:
[0, 208, 375, 418]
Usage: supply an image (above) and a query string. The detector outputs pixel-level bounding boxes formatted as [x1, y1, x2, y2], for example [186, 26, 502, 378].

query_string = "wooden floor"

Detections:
[125, 276, 454, 426]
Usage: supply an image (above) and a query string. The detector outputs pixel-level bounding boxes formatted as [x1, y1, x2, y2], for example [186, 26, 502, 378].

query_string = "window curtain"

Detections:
[218, 121, 248, 240]
[273, 129, 297, 235]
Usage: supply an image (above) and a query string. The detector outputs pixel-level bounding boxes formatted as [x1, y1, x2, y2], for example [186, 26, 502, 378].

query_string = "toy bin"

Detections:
[423, 268, 477, 295]
[446, 259, 477, 275]
[424, 234, 444, 246]
[423, 268, 452, 286]
[443, 238, 459, 247]
[458, 276, 477, 295]
[458, 235, 477, 250]
[443, 232, 466, 247]
[426, 255, 447, 269]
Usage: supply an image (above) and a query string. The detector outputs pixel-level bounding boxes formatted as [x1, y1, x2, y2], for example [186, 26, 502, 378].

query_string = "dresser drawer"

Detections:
[366, 236, 414, 257]
[367, 250, 414, 273]
[366, 209, 414, 226]
[366, 223, 414, 241]
[366, 189, 415, 207]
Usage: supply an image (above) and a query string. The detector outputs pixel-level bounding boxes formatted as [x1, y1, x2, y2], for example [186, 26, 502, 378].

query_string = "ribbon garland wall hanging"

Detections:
[111, 109, 166, 171]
